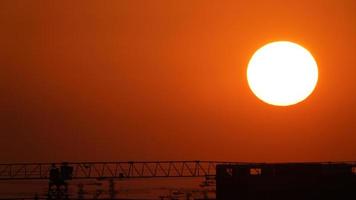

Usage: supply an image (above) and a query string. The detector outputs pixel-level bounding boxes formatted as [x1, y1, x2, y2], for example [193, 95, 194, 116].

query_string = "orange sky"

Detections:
[1, 0, 355, 163]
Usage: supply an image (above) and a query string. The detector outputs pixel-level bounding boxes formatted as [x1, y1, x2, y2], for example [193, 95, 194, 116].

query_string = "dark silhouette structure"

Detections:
[0, 161, 230, 180]
[48, 163, 73, 200]
[216, 163, 356, 200]
[0, 161, 229, 199]
[1, 161, 356, 199]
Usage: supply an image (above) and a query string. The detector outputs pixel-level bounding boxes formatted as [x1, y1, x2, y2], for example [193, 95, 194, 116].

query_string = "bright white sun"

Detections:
[247, 41, 318, 106]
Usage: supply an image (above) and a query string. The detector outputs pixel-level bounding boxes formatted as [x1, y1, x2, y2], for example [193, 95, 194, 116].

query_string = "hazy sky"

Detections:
[1, 0, 355, 163]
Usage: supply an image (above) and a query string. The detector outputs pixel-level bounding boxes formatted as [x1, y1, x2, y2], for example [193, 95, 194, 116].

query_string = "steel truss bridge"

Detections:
[0, 161, 240, 180]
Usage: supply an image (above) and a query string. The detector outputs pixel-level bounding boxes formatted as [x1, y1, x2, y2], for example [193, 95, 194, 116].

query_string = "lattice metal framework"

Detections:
[0, 161, 239, 180]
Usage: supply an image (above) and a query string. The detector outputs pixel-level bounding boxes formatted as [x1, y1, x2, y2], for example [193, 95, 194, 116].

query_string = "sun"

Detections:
[247, 41, 318, 106]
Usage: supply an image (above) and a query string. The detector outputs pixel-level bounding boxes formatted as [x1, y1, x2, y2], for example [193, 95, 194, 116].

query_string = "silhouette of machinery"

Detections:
[0, 161, 227, 199]
[48, 163, 73, 199]
[0, 161, 355, 199]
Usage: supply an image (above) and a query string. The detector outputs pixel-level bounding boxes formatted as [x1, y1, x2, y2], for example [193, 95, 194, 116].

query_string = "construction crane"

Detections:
[0, 161, 239, 199]
[2, 161, 354, 199]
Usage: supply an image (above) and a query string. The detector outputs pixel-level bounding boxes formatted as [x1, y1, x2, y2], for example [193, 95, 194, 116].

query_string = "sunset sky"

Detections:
[1, 0, 355, 163]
